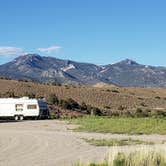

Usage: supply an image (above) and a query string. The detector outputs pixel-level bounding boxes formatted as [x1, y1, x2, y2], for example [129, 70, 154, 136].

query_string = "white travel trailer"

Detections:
[0, 97, 49, 120]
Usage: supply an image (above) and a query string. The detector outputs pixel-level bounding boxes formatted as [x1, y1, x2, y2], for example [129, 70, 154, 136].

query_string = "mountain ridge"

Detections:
[0, 54, 166, 87]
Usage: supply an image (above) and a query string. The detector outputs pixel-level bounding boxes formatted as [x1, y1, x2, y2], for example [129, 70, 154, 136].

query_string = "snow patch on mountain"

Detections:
[61, 64, 76, 72]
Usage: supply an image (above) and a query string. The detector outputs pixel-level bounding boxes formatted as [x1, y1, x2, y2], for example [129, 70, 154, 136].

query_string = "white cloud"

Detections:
[37, 45, 62, 53]
[0, 46, 25, 56]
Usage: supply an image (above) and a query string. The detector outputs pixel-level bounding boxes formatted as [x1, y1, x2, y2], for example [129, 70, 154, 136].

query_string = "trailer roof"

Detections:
[0, 97, 38, 104]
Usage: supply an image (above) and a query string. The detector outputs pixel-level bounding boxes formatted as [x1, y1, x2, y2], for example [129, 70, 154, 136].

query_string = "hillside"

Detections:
[0, 79, 166, 113]
[0, 54, 166, 87]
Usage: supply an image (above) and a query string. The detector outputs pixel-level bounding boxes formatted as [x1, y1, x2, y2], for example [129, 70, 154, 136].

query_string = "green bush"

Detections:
[47, 93, 59, 105]
[66, 98, 80, 109]
[59, 99, 69, 109]
[59, 98, 80, 110]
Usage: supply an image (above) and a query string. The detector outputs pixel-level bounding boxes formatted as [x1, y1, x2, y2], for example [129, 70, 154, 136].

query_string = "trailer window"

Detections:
[15, 104, 23, 111]
[27, 104, 37, 109]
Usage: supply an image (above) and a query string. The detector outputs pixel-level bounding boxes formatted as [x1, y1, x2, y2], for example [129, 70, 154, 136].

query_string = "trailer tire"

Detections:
[14, 115, 19, 121]
[19, 115, 24, 121]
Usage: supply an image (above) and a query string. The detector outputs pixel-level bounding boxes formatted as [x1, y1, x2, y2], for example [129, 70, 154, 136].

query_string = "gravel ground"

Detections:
[0, 120, 165, 166]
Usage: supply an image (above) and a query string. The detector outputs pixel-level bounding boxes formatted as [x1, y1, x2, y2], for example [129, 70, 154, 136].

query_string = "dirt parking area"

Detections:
[0, 120, 165, 166]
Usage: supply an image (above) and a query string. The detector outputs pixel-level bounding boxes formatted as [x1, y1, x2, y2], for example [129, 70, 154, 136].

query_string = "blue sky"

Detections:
[0, 0, 166, 66]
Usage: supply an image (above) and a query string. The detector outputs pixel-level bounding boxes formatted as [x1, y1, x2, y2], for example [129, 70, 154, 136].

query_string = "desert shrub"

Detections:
[155, 110, 166, 117]
[18, 79, 29, 82]
[80, 102, 88, 110]
[0, 77, 11, 80]
[138, 97, 144, 100]
[111, 89, 120, 93]
[140, 102, 147, 107]
[104, 106, 111, 109]
[92, 107, 103, 116]
[118, 105, 126, 111]
[155, 96, 161, 99]
[85, 105, 103, 116]
[135, 108, 150, 117]
[86, 105, 93, 114]
[3, 91, 15, 98]
[125, 110, 134, 117]
[59, 98, 79, 110]
[64, 85, 70, 89]
[110, 111, 121, 117]
[23, 92, 36, 98]
[49, 111, 57, 119]
[51, 82, 61, 86]
[142, 109, 166, 118]
[58, 99, 67, 109]
[144, 108, 152, 116]
[135, 108, 144, 117]
[66, 98, 80, 109]
[46, 93, 59, 105]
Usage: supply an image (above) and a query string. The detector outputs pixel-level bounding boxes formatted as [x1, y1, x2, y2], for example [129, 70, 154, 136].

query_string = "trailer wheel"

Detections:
[19, 115, 24, 121]
[14, 115, 19, 121]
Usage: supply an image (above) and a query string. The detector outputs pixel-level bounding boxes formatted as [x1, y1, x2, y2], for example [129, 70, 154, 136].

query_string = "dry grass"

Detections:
[0, 79, 166, 113]
[75, 147, 166, 166]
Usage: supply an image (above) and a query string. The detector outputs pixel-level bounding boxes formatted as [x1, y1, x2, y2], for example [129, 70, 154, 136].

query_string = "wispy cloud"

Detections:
[0, 46, 25, 56]
[37, 45, 62, 53]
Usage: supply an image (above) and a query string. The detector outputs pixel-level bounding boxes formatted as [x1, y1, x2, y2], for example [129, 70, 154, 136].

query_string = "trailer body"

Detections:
[0, 97, 49, 120]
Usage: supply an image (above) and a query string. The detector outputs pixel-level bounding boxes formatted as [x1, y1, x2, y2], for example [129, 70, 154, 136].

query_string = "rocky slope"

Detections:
[0, 54, 166, 87]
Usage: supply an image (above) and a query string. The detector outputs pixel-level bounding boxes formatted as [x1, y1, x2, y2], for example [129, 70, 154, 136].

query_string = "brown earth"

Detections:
[0, 79, 166, 112]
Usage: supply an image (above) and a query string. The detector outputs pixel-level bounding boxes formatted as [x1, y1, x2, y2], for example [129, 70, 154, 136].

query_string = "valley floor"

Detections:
[0, 120, 165, 166]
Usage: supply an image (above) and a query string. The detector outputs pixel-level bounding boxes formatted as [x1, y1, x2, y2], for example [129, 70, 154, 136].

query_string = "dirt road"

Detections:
[0, 120, 165, 166]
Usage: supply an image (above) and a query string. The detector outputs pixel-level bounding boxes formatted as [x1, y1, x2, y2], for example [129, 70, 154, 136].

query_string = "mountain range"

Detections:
[0, 54, 166, 87]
